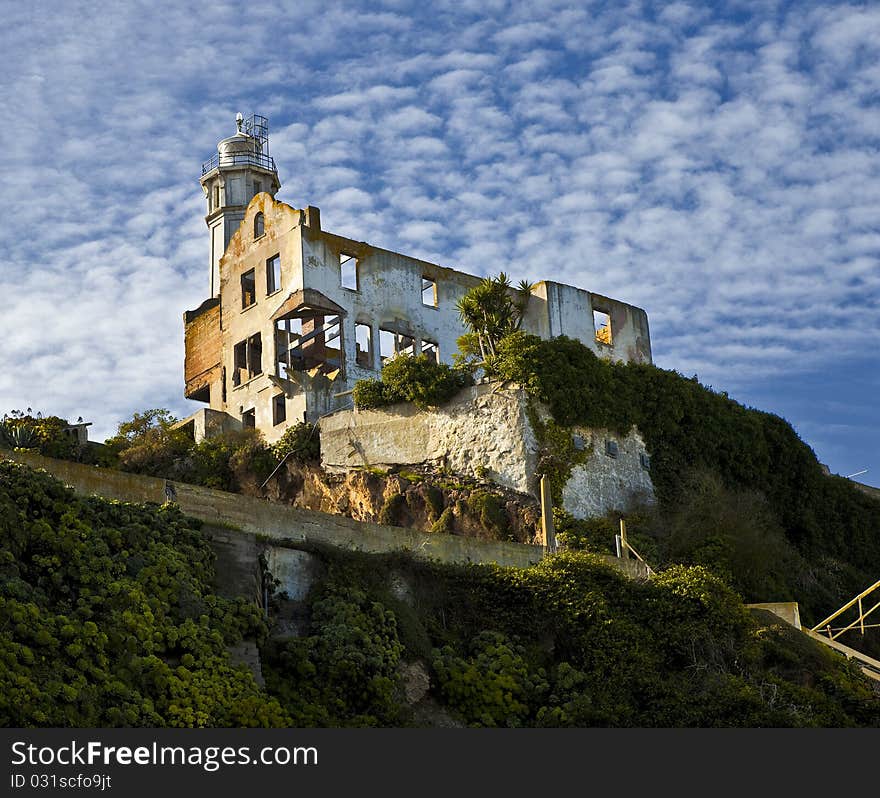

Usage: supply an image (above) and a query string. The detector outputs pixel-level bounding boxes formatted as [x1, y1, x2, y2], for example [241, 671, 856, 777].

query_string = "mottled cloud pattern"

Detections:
[2, 1, 878, 484]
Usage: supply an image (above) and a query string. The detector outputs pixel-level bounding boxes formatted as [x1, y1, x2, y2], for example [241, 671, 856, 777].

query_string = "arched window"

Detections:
[254, 212, 265, 239]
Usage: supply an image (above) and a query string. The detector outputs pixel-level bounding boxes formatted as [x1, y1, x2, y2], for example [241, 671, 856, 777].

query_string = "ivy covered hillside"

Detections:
[1, 459, 877, 727]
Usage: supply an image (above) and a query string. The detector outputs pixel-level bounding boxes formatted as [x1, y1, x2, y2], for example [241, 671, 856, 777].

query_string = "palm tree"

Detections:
[456, 272, 535, 364]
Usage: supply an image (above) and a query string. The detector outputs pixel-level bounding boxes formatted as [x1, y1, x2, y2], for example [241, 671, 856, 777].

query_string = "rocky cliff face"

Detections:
[259, 461, 542, 544]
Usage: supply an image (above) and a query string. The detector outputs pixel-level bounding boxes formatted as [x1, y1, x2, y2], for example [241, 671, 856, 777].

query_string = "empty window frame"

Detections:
[254, 212, 265, 238]
[266, 254, 281, 294]
[640, 451, 651, 470]
[355, 323, 373, 368]
[253, 180, 262, 197]
[233, 333, 262, 386]
[340, 253, 358, 290]
[421, 276, 438, 307]
[593, 308, 613, 345]
[605, 439, 619, 458]
[242, 408, 256, 429]
[241, 269, 256, 309]
[213, 185, 221, 210]
[272, 393, 286, 426]
[275, 316, 302, 376]
[421, 339, 439, 362]
[379, 328, 415, 362]
[275, 310, 343, 377]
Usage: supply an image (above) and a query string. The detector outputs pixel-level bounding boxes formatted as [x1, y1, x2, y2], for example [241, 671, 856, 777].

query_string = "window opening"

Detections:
[233, 333, 262, 386]
[267, 254, 281, 294]
[254, 212, 265, 238]
[379, 328, 415, 362]
[421, 339, 439, 362]
[593, 308, 612, 345]
[605, 439, 619, 458]
[273, 393, 286, 426]
[355, 323, 373, 368]
[275, 308, 343, 378]
[242, 408, 256, 429]
[241, 269, 256, 308]
[398, 335, 416, 357]
[422, 277, 437, 307]
[340, 253, 358, 290]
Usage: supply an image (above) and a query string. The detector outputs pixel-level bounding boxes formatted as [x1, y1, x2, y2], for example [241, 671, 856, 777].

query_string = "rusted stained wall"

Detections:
[184, 298, 221, 398]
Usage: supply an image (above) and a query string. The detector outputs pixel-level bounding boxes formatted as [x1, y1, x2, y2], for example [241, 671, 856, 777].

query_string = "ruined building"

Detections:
[182, 115, 653, 445]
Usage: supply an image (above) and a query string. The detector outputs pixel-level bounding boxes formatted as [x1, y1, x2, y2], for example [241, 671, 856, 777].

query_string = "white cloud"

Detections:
[0, 0, 878, 484]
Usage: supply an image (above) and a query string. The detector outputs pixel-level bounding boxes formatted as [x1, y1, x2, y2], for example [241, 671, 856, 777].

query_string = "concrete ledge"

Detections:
[2, 450, 543, 569]
[746, 602, 802, 629]
[3, 451, 657, 581]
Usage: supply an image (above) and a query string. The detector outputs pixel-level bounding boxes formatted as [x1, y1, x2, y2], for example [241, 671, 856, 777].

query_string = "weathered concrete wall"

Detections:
[320, 383, 538, 494]
[746, 602, 802, 629]
[320, 385, 655, 518]
[265, 548, 323, 601]
[219, 196, 311, 442]
[561, 426, 655, 518]
[523, 283, 652, 365]
[3, 450, 543, 569]
[204, 525, 262, 605]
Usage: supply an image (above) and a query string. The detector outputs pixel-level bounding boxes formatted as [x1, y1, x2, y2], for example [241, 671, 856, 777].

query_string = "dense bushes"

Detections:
[1, 410, 95, 462]
[3, 459, 875, 727]
[272, 421, 320, 464]
[353, 354, 472, 410]
[104, 411, 318, 492]
[262, 578, 405, 726]
[0, 460, 288, 727]
[265, 546, 877, 727]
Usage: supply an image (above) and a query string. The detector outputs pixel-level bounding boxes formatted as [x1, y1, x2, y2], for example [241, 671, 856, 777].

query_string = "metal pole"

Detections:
[539, 475, 556, 554]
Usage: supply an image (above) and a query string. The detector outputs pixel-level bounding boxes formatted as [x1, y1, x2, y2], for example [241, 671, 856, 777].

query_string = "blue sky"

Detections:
[2, 0, 878, 486]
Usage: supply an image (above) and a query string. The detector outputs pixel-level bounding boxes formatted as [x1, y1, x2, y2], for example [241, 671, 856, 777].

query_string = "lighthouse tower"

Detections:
[200, 113, 281, 296]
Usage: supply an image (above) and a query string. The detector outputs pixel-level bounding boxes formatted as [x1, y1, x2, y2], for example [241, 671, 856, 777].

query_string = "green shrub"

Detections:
[554, 509, 617, 554]
[105, 409, 192, 477]
[1, 411, 80, 460]
[272, 422, 320, 464]
[0, 460, 288, 727]
[353, 355, 471, 410]
[262, 579, 404, 726]
[352, 378, 390, 409]
[433, 631, 545, 727]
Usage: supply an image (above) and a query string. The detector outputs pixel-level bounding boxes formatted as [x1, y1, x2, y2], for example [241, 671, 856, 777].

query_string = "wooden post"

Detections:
[619, 518, 629, 560]
[540, 475, 556, 554]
